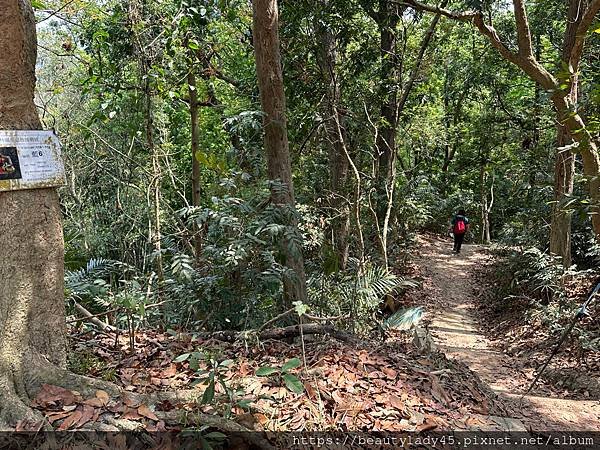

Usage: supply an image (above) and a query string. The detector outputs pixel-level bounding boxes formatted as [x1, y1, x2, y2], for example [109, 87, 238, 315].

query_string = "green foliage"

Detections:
[255, 358, 304, 394]
[65, 258, 130, 304]
[167, 181, 305, 329]
[175, 352, 249, 419]
[493, 246, 595, 307]
[308, 260, 418, 335]
[499, 247, 570, 305]
[37, 0, 600, 347]
[491, 245, 600, 353]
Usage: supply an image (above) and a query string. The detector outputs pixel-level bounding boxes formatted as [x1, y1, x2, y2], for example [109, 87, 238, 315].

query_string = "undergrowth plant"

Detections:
[307, 259, 418, 335]
[175, 352, 251, 417]
[255, 358, 304, 394]
[490, 245, 599, 353]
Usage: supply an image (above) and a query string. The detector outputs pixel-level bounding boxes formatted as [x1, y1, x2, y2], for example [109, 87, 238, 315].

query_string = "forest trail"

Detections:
[415, 235, 600, 431]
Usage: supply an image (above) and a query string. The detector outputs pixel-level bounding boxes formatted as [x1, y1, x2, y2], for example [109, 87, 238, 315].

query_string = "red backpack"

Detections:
[453, 217, 466, 235]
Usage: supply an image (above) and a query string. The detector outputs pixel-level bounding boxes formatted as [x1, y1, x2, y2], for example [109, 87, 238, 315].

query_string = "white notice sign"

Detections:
[0, 130, 65, 191]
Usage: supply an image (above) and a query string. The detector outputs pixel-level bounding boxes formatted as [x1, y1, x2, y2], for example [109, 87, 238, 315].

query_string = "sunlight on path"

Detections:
[415, 235, 600, 431]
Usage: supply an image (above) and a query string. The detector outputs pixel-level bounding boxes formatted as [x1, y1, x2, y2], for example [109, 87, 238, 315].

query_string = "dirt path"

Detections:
[415, 235, 600, 431]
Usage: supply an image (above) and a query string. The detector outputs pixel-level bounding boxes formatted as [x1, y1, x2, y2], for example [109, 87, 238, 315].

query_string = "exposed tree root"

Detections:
[0, 352, 272, 448]
[23, 353, 121, 399]
[195, 323, 358, 344]
[0, 374, 47, 431]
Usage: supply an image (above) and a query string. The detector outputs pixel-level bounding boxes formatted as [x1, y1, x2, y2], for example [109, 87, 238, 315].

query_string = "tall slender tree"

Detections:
[315, 0, 351, 270]
[252, 0, 308, 307]
[549, 0, 584, 266]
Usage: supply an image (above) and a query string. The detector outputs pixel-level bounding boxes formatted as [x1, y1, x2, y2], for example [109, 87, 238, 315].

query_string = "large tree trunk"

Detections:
[0, 0, 67, 427]
[550, 95, 600, 240]
[549, 128, 575, 266]
[316, 2, 350, 271]
[252, 0, 307, 308]
[549, 0, 583, 266]
[374, 1, 399, 224]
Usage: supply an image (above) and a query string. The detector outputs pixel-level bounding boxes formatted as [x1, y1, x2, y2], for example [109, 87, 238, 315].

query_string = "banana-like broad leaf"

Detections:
[383, 306, 424, 331]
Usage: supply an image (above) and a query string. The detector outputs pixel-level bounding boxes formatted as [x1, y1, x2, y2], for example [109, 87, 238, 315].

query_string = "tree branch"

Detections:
[359, 0, 382, 23]
[195, 323, 358, 344]
[392, 0, 476, 22]
[398, 0, 446, 114]
[395, 0, 559, 90]
[570, 0, 600, 73]
[72, 301, 118, 332]
[512, 0, 534, 57]
[204, 67, 241, 88]
[36, 0, 78, 24]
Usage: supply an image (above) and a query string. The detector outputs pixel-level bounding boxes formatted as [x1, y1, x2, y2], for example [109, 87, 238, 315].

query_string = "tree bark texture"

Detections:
[0, 0, 67, 427]
[375, 1, 399, 223]
[316, 2, 350, 271]
[550, 128, 575, 266]
[549, 0, 584, 266]
[252, 0, 308, 307]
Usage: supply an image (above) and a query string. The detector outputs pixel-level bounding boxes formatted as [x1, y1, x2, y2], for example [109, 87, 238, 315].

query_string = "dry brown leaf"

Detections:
[431, 376, 451, 406]
[83, 398, 104, 408]
[303, 382, 316, 400]
[388, 394, 404, 411]
[162, 364, 177, 377]
[254, 413, 268, 426]
[238, 360, 250, 377]
[138, 404, 159, 421]
[382, 367, 397, 379]
[46, 411, 72, 424]
[95, 390, 110, 406]
[76, 405, 95, 428]
[417, 419, 438, 432]
[121, 407, 142, 420]
[34, 384, 78, 407]
[374, 394, 386, 405]
[57, 410, 83, 431]
[331, 390, 345, 405]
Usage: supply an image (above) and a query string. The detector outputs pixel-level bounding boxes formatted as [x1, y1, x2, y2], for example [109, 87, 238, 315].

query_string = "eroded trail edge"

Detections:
[414, 235, 600, 431]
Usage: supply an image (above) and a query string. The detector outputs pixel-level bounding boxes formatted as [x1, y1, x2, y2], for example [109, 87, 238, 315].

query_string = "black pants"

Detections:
[453, 233, 465, 253]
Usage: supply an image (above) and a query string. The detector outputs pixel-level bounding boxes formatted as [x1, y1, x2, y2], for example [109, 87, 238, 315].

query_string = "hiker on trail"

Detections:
[449, 209, 469, 254]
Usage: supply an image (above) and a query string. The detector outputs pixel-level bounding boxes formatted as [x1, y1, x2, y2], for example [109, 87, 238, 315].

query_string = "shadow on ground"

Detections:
[414, 234, 600, 431]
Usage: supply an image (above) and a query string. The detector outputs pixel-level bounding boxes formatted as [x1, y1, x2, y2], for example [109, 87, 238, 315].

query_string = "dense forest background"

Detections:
[34, 0, 600, 338]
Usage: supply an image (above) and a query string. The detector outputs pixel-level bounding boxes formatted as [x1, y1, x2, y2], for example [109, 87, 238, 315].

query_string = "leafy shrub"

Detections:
[307, 259, 418, 335]
[496, 247, 569, 305]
